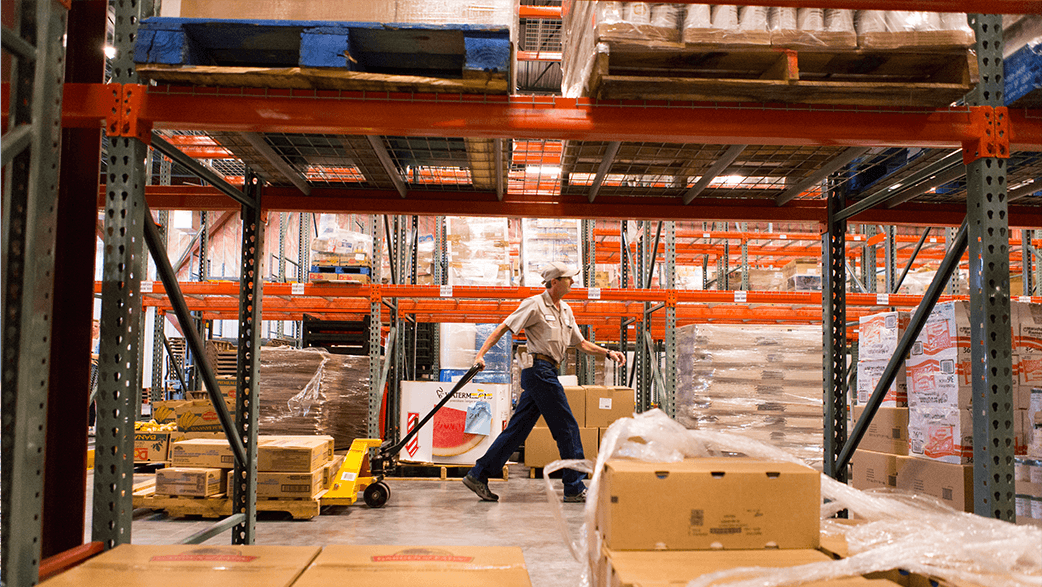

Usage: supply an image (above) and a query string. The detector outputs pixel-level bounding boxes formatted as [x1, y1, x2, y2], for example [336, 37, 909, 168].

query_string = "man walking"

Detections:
[462, 262, 626, 502]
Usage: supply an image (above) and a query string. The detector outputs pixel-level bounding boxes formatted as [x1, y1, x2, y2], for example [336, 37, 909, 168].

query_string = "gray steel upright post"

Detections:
[581, 219, 596, 384]
[93, 0, 153, 550]
[432, 216, 445, 374]
[369, 216, 384, 439]
[966, 13, 1015, 521]
[823, 182, 849, 483]
[619, 221, 629, 387]
[740, 222, 749, 291]
[664, 221, 677, 418]
[1, 0, 69, 581]
[231, 170, 264, 544]
[297, 212, 310, 347]
[1023, 229, 1034, 296]
[946, 227, 961, 295]
[151, 206, 168, 400]
[884, 226, 896, 296]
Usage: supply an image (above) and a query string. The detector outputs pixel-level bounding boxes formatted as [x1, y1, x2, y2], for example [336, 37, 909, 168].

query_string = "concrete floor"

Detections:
[85, 464, 588, 587]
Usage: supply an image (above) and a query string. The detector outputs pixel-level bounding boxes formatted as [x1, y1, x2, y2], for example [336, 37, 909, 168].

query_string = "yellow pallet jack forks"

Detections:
[321, 364, 482, 508]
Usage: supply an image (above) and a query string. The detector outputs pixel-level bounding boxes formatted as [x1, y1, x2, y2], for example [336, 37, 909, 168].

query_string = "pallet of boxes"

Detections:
[1016, 303, 1042, 525]
[135, 393, 346, 519]
[525, 385, 634, 474]
[851, 302, 1039, 518]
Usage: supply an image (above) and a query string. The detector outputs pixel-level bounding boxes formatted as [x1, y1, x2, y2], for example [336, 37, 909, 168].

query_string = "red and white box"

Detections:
[856, 359, 908, 406]
[907, 301, 971, 363]
[399, 380, 510, 465]
[906, 358, 972, 410]
[1014, 301, 1042, 356]
[859, 311, 910, 362]
[908, 406, 973, 464]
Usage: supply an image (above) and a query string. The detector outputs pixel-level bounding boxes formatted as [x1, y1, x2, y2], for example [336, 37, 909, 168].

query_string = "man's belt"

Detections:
[531, 353, 558, 364]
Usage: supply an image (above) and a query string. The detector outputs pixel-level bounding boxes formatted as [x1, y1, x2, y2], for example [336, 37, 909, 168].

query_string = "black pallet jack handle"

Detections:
[381, 363, 484, 460]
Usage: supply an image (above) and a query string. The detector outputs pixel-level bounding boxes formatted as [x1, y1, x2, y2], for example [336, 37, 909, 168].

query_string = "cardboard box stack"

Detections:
[856, 311, 910, 407]
[525, 385, 634, 468]
[675, 324, 825, 469]
[595, 457, 850, 587]
[1015, 456, 1042, 526]
[161, 435, 336, 499]
[782, 259, 823, 292]
[308, 228, 374, 283]
[1016, 303, 1042, 453]
[399, 380, 511, 465]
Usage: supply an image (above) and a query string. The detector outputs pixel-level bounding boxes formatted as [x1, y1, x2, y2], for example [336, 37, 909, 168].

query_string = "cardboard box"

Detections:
[134, 431, 172, 463]
[782, 259, 821, 279]
[585, 386, 635, 428]
[323, 453, 347, 489]
[290, 545, 532, 587]
[37, 544, 321, 587]
[399, 380, 511, 465]
[907, 406, 973, 464]
[859, 311, 910, 362]
[898, 456, 974, 512]
[170, 438, 235, 469]
[151, 400, 189, 424]
[856, 360, 908, 407]
[851, 449, 908, 490]
[907, 300, 971, 363]
[174, 398, 237, 432]
[905, 359, 971, 410]
[156, 467, 226, 497]
[524, 426, 598, 468]
[1015, 301, 1042, 356]
[257, 436, 333, 473]
[851, 406, 909, 455]
[535, 385, 586, 428]
[1021, 354, 1042, 388]
[256, 469, 325, 499]
[600, 548, 880, 587]
[598, 458, 820, 551]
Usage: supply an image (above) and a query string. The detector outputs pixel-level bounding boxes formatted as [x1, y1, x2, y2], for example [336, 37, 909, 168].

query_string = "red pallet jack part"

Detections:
[320, 364, 484, 508]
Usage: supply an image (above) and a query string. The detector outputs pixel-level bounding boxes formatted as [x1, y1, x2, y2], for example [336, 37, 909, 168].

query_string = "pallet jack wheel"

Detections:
[364, 481, 390, 508]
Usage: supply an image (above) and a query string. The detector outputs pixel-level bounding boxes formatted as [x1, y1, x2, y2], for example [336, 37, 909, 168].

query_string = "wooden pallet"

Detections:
[393, 463, 509, 481]
[135, 18, 511, 95]
[132, 478, 321, 520]
[585, 40, 977, 107]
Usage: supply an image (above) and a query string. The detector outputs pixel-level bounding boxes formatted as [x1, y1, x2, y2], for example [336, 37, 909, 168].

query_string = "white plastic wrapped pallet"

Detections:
[540, 409, 1041, 587]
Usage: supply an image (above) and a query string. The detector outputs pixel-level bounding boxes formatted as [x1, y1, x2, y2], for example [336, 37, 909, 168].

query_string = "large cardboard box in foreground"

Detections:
[290, 545, 532, 587]
[598, 458, 820, 551]
[585, 386, 635, 428]
[399, 380, 510, 465]
[535, 385, 586, 428]
[850, 406, 909, 455]
[38, 544, 321, 587]
[524, 426, 597, 468]
[599, 548, 880, 587]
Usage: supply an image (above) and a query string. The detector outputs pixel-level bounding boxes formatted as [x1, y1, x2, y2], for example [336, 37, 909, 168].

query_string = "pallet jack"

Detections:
[321, 364, 483, 508]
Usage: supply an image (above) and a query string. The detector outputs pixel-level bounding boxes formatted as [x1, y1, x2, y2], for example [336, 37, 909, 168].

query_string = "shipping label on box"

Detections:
[134, 432, 171, 463]
[536, 385, 586, 428]
[906, 360, 971, 410]
[156, 467, 226, 497]
[851, 406, 909, 455]
[524, 427, 597, 468]
[257, 436, 333, 473]
[908, 407, 973, 464]
[598, 458, 820, 551]
[170, 438, 235, 468]
[856, 360, 908, 407]
[399, 380, 510, 465]
[585, 386, 635, 428]
[859, 311, 910, 362]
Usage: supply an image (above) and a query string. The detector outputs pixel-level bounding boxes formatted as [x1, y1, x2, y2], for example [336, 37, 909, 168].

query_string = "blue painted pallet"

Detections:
[1006, 41, 1041, 108]
[135, 17, 510, 79]
[309, 265, 372, 275]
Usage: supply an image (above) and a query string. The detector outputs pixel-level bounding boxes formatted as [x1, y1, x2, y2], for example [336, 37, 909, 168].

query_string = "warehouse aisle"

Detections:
[86, 464, 588, 587]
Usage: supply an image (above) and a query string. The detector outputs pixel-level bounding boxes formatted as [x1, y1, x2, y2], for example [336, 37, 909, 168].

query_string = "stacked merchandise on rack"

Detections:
[1016, 302, 1042, 523]
[439, 323, 512, 384]
[520, 218, 583, 287]
[446, 217, 512, 286]
[256, 347, 370, 450]
[308, 227, 374, 284]
[675, 324, 825, 469]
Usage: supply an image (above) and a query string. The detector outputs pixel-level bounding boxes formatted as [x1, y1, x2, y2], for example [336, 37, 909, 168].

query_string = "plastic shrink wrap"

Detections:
[675, 323, 825, 469]
[521, 218, 583, 287]
[257, 347, 370, 450]
[542, 409, 1042, 587]
[446, 217, 511, 286]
